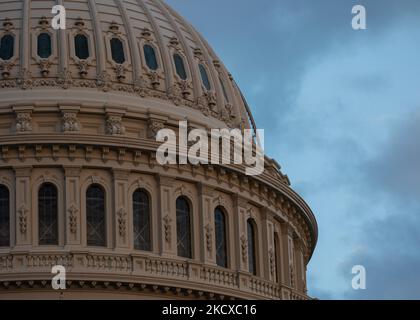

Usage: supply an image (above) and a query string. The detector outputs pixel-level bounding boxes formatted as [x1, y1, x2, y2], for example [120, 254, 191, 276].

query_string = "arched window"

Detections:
[247, 219, 257, 275]
[86, 184, 106, 247]
[143, 44, 158, 70]
[0, 185, 10, 247]
[214, 207, 228, 268]
[38, 183, 58, 245]
[176, 196, 192, 258]
[274, 233, 281, 283]
[219, 78, 230, 103]
[133, 189, 151, 251]
[37, 33, 52, 59]
[199, 64, 211, 91]
[75, 34, 89, 60]
[173, 53, 187, 80]
[0, 34, 14, 60]
[110, 38, 125, 64]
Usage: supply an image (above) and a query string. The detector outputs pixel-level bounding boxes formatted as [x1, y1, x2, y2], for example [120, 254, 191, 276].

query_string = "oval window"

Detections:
[0, 34, 14, 60]
[75, 34, 89, 60]
[199, 64, 211, 91]
[110, 38, 125, 64]
[37, 33, 52, 59]
[143, 44, 158, 70]
[173, 53, 187, 80]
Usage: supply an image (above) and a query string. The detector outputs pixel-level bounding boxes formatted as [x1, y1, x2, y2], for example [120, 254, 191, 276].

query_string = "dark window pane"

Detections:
[111, 38, 125, 64]
[86, 185, 106, 246]
[0, 185, 10, 247]
[176, 197, 192, 258]
[75, 34, 89, 59]
[173, 53, 187, 80]
[219, 78, 229, 102]
[143, 44, 158, 70]
[199, 64, 211, 91]
[215, 207, 228, 268]
[0, 35, 14, 60]
[38, 183, 58, 245]
[37, 33, 52, 59]
[247, 219, 257, 275]
[133, 189, 151, 251]
[274, 233, 280, 283]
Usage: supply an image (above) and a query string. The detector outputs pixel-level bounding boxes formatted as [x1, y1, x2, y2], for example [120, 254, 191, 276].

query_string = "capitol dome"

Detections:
[0, 0, 317, 300]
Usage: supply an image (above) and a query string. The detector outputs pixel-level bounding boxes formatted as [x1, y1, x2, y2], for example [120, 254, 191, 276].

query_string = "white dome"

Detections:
[0, 0, 256, 131]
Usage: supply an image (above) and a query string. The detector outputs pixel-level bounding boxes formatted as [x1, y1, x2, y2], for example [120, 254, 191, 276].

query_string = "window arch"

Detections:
[110, 38, 125, 64]
[38, 183, 58, 245]
[0, 185, 10, 247]
[86, 184, 106, 247]
[75, 34, 89, 60]
[133, 189, 151, 251]
[214, 207, 228, 268]
[0, 34, 14, 60]
[274, 232, 281, 283]
[176, 196, 192, 258]
[173, 53, 187, 80]
[247, 218, 257, 275]
[37, 33, 52, 59]
[143, 44, 158, 70]
[199, 64, 211, 91]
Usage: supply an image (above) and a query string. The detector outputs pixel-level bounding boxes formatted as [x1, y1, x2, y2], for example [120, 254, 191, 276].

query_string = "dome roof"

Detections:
[0, 0, 256, 132]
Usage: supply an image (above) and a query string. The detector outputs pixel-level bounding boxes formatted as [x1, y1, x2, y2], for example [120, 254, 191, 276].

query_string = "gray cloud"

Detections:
[341, 111, 420, 299]
[167, 0, 420, 299]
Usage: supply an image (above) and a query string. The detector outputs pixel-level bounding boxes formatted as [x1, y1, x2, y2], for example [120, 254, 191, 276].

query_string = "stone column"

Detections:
[293, 237, 306, 292]
[197, 183, 215, 264]
[156, 175, 176, 256]
[14, 166, 32, 248]
[234, 195, 249, 273]
[113, 169, 130, 250]
[64, 166, 82, 246]
[262, 210, 276, 282]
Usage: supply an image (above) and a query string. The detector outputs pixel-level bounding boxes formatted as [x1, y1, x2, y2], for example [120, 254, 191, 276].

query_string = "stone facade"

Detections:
[0, 0, 317, 300]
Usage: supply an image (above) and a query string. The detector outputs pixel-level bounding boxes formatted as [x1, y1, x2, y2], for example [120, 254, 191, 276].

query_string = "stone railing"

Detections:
[200, 265, 238, 287]
[0, 251, 310, 300]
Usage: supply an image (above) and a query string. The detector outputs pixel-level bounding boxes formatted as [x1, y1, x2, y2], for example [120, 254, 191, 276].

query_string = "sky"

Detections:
[165, 0, 420, 299]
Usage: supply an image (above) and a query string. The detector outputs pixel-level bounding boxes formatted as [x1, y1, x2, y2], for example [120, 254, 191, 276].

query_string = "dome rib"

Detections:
[114, 0, 141, 84]
[163, 2, 225, 113]
[134, 0, 173, 90]
[87, 0, 106, 73]
[154, 0, 201, 101]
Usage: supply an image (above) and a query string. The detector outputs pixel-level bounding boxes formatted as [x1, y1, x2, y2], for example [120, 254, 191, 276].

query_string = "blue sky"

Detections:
[166, 0, 420, 299]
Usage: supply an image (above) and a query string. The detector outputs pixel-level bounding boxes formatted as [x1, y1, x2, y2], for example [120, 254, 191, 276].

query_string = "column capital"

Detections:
[13, 166, 32, 177]
[196, 182, 214, 197]
[112, 168, 130, 180]
[63, 166, 82, 177]
[155, 174, 175, 187]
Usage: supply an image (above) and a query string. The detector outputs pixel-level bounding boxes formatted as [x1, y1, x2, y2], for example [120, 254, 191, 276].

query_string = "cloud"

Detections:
[340, 111, 420, 299]
[166, 0, 420, 299]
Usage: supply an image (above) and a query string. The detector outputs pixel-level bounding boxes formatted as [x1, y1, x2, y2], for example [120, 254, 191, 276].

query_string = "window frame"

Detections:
[0, 184, 10, 247]
[173, 53, 188, 80]
[37, 182, 59, 246]
[86, 184, 107, 247]
[37, 32, 52, 59]
[132, 188, 152, 251]
[176, 196, 193, 259]
[0, 34, 15, 61]
[214, 206, 228, 268]
[247, 218, 258, 276]
[74, 33, 90, 60]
